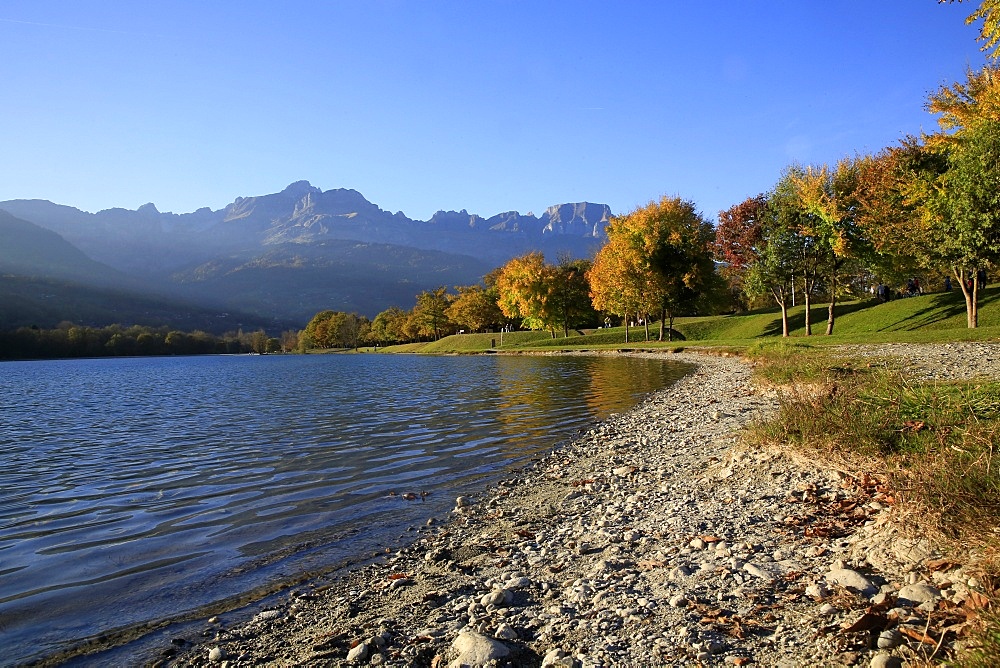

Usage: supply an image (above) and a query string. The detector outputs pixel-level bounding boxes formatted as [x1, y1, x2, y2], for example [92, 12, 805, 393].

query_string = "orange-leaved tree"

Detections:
[588, 234, 660, 342]
[593, 196, 716, 341]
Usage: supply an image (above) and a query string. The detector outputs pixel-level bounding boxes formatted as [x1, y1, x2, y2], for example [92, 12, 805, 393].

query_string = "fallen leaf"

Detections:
[966, 591, 991, 610]
[926, 558, 959, 572]
[899, 627, 937, 645]
[841, 612, 887, 634]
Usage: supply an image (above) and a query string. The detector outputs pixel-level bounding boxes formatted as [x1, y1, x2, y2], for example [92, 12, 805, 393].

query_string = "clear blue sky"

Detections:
[0, 1, 989, 223]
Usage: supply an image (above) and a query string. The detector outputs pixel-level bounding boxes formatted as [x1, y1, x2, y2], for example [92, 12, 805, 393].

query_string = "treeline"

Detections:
[0, 323, 297, 360]
[716, 61, 1000, 334]
[301, 198, 729, 350]
[299, 256, 612, 349]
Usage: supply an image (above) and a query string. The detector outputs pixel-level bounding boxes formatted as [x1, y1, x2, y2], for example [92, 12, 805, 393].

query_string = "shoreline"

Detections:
[156, 348, 983, 667]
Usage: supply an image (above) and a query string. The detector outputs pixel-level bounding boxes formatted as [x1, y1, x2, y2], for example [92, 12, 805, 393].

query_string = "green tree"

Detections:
[918, 65, 1000, 327]
[248, 329, 269, 354]
[551, 257, 597, 337]
[337, 313, 369, 349]
[369, 306, 409, 345]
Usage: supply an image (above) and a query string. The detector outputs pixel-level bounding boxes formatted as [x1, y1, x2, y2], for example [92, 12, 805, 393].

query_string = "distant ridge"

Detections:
[0, 183, 613, 322]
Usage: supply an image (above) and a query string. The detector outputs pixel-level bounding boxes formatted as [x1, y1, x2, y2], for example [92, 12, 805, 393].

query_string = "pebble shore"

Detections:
[167, 344, 999, 668]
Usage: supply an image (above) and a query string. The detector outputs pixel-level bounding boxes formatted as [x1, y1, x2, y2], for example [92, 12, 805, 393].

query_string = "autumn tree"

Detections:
[588, 235, 658, 342]
[412, 287, 453, 340]
[446, 284, 505, 332]
[496, 252, 557, 335]
[280, 329, 299, 352]
[788, 161, 871, 336]
[944, 0, 1000, 58]
[303, 310, 338, 348]
[850, 145, 928, 285]
[715, 194, 768, 310]
[600, 196, 716, 341]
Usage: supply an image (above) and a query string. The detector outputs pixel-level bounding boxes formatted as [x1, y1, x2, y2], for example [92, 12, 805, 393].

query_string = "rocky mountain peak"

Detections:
[281, 180, 320, 198]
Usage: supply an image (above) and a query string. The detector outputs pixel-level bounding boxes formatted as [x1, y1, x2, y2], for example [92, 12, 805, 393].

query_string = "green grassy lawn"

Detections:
[385, 285, 1000, 354]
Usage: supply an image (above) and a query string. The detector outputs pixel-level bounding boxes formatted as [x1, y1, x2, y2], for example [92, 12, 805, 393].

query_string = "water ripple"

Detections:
[0, 353, 691, 664]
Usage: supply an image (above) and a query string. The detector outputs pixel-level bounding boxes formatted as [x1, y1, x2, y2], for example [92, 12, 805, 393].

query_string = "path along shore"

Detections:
[167, 345, 999, 668]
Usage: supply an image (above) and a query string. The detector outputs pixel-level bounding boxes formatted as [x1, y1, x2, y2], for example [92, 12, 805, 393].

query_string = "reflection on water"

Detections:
[0, 353, 691, 663]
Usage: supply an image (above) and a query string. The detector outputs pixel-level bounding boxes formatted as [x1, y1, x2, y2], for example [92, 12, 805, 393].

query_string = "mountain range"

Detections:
[0, 182, 612, 329]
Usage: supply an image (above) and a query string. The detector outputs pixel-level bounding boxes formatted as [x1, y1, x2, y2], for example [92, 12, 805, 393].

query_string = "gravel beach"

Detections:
[165, 344, 1000, 668]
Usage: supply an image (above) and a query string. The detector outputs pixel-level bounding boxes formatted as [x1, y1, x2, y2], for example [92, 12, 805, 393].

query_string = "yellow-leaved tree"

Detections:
[590, 196, 717, 341]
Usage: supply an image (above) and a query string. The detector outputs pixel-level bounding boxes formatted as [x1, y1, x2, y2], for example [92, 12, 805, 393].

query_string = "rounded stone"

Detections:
[346, 642, 369, 663]
[449, 631, 510, 668]
[870, 654, 903, 668]
[877, 629, 903, 649]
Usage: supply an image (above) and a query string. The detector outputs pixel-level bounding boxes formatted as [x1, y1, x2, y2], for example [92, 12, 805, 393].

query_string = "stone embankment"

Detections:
[169, 344, 999, 668]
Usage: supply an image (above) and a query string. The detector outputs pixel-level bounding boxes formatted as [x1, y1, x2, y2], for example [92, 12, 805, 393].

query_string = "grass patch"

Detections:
[746, 348, 1000, 665]
[750, 351, 1000, 540]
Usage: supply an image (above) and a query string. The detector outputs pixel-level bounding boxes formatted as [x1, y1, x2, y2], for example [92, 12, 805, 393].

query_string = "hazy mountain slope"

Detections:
[0, 209, 129, 286]
[0, 275, 285, 332]
[170, 240, 492, 321]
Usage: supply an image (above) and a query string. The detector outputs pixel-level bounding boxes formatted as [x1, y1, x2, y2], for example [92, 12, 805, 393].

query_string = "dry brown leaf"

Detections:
[966, 590, 991, 610]
[899, 627, 937, 645]
[841, 612, 887, 634]
[926, 558, 956, 571]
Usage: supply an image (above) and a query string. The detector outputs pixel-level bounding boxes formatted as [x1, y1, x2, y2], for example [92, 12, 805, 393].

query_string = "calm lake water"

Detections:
[0, 353, 691, 664]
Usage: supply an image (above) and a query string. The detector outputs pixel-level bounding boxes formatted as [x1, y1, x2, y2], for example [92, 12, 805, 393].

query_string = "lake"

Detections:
[0, 353, 691, 664]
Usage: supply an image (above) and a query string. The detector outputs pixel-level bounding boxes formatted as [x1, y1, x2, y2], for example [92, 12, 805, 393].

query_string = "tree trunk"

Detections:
[957, 267, 979, 328]
[658, 307, 666, 341]
[803, 277, 812, 336]
[825, 271, 837, 336]
[772, 287, 790, 337]
[643, 313, 650, 342]
[624, 316, 629, 343]
[667, 311, 675, 342]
